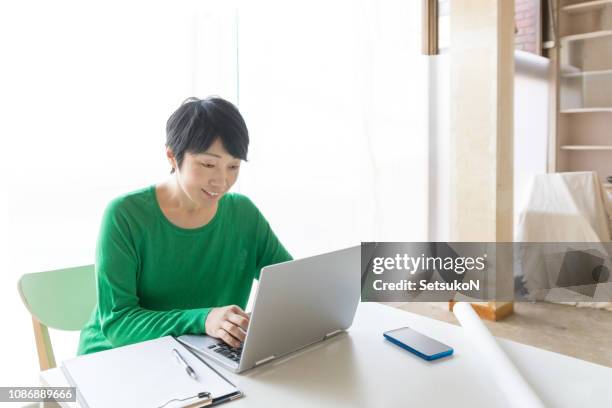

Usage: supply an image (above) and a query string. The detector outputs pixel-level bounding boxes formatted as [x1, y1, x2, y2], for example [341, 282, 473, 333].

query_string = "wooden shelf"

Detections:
[562, 0, 612, 13]
[554, 3, 612, 182]
[561, 145, 612, 151]
[561, 108, 612, 113]
[561, 30, 612, 42]
[563, 69, 612, 78]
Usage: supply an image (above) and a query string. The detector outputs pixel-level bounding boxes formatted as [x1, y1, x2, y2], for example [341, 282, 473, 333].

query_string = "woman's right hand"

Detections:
[205, 305, 250, 348]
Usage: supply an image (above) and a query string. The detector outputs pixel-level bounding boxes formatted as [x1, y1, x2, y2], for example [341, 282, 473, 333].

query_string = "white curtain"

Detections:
[0, 0, 429, 385]
[236, 0, 429, 258]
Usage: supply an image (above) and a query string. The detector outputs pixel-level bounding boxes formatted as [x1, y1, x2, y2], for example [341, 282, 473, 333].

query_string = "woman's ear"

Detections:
[166, 146, 177, 173]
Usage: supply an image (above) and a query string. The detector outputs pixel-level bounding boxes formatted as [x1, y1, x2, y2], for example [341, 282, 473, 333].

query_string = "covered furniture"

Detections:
[516, 172, 612, 310]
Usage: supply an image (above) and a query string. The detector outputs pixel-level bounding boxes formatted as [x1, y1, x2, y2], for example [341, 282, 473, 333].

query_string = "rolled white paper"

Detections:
[453, 302, 546, 408]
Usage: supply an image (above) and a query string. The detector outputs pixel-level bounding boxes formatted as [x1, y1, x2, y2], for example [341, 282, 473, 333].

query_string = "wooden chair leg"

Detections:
[32, 317, 56, 370]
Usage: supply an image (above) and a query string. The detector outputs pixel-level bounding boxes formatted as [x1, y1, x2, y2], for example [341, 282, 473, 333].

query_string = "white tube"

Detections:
[453, 302, 546, 408]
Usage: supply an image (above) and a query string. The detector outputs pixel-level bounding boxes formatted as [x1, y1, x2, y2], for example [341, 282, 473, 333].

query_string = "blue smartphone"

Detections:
[383, 327, 453, 361]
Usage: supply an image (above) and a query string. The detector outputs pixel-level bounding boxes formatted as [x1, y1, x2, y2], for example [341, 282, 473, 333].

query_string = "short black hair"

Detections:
[166, 96, 249, 173]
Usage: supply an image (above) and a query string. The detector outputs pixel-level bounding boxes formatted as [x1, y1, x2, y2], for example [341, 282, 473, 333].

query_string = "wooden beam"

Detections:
[449, 300, 514, 321]
[449, 0, 515, 320]
[422, 0, 439, 55]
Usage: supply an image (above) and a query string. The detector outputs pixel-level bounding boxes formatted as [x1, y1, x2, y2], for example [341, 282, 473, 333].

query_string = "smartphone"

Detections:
[383, 327, 453, 361]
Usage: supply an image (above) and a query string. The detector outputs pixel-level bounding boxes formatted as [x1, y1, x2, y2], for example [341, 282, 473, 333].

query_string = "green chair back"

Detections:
[18, 265, 96, 369]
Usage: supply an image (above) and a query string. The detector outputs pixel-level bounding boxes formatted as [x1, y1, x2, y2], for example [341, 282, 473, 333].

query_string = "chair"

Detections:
[18, 265, 96, 370]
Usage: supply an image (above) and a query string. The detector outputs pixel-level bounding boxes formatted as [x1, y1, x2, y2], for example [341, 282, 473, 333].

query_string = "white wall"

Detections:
[428, 50, 550, 241]
[428, 53, 451, 241]
[514, 50, 550, 230]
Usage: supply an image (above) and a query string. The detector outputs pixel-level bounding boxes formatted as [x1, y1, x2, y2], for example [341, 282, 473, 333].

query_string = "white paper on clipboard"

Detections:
[61, 336, 241, 408]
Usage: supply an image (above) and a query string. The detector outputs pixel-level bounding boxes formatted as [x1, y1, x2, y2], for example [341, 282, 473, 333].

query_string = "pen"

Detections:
[172, 348, 198, 380]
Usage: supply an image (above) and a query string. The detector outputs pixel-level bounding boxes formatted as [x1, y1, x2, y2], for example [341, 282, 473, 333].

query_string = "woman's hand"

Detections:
[205, 305, 250, 348]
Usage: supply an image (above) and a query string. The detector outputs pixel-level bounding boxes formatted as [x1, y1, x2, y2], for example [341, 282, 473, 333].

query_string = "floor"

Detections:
[387, 301, 612, 368]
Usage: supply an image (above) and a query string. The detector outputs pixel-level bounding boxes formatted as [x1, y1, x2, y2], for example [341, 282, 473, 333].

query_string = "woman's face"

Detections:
[168, 138, 241, 208]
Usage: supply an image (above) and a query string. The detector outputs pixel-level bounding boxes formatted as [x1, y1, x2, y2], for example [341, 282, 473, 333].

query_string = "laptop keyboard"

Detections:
[208, 342, 243, 363]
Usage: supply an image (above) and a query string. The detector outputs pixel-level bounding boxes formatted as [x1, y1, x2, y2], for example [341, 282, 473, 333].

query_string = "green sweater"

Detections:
[77, 186, 291, 355]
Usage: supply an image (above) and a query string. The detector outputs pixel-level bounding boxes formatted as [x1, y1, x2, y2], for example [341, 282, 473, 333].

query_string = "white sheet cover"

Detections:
[516, 172, 612, 310]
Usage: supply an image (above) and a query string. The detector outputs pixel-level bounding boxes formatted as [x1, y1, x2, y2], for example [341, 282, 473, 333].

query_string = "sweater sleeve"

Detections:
[95, 200, 210, 348]
[251, 203, 293, 280]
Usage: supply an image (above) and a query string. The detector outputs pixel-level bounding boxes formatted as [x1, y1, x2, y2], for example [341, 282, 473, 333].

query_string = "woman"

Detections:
[78, 97, 292, 355]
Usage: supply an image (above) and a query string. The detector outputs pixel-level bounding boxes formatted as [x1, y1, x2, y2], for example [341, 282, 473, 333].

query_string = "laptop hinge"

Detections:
[254, 355, 276, 366]
[324, 329, 342, 339]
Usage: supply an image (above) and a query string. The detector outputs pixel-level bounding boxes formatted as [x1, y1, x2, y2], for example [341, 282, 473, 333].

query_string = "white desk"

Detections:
[41, 302, 612, 407]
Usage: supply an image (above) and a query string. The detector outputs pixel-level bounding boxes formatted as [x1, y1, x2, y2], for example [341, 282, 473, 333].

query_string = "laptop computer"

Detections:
[177, 245, 361, 373]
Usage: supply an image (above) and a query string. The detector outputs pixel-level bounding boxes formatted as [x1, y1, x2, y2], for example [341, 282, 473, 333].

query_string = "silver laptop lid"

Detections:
[239, 245, 361, 371]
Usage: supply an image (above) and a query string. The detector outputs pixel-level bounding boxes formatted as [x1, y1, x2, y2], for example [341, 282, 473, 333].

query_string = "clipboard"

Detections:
[61, 336, 243, 408]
